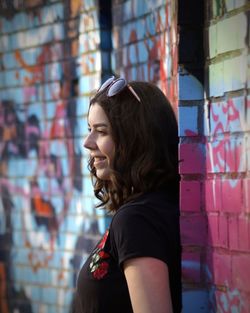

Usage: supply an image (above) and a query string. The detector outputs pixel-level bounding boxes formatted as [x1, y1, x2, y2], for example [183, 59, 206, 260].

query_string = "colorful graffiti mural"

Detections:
[0, 0, 249, 313]
[0, 1, 106, 312]
[113, 0, 178, 109]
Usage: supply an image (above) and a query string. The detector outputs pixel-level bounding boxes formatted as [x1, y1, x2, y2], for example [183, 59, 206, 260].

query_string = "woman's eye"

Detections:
[97, 130, 106, 135]
[87, 127, 91, 133]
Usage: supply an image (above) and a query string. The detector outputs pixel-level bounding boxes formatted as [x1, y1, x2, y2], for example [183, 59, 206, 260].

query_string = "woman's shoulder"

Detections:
[111, 189, 179, 227]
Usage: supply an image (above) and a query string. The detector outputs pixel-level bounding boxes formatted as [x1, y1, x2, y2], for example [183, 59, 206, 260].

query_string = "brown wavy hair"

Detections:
[87, 81, 179, 212]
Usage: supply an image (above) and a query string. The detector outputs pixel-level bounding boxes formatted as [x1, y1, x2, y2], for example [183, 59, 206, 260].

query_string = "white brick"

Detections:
[231, 53, 247, 90]
[234, 0, 247, 9]
[247, 135, 250, 171]
[209, 62, 224, 97]
[223, 59, 233, 92]
[247, 96, 250, 132]
[217, 13, 247, 54]
[247, 54, 250, 89]
[209, 24, 217, 58]
[223, 54, 247, 92]
[225, 0, 234, 11]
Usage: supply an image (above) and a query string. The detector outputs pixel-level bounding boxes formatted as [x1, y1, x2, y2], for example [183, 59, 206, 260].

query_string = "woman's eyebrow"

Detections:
[89, 123, 108, 128]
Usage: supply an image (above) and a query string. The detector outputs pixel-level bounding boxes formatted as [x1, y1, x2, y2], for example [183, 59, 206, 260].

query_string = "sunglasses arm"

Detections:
[127, 84, 141, 102]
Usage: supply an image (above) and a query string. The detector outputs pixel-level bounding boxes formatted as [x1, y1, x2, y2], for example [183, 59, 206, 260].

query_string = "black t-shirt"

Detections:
[74, 190, 182, 313]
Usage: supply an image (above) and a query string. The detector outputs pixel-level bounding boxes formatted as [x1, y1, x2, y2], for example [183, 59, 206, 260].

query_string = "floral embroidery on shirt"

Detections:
[89, 229, 110, 280]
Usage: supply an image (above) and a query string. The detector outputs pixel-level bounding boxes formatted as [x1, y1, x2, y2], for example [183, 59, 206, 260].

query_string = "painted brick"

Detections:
[227, 97, 245, 133]
[247, 135, 250, 172]
[182, 251, 201, 283]
[238, 216, 250, 251]
[221, 179, 242, 213]
[180, 180, 201, 212]
[203, 101, 210, 137]
[179, 143, 205, 174]
[243, 178, 250, 213]
[209, 62, 224, 97]
[217, 13, 247, 54]
[206, 139, 225, 173]
[209, 55, 248, 97]
[232, 254, 250, 292]
[218, 214, 228, 248]
[225, 0, 234, 11]
[210, 101, 226, 135]
[205, 179, 222, 212]
[214, 289, 249, 313]
[207, 214, 219, 246]
[247, 96, 250, 130]
[179, 70, 204, 100]
[208, 23, 217, 58]
[228, 215, 239, 251]
[234, 0, 248, 9]
[178, 106, 198, 137]
[235, 136, 247, 173]
[180, 214, 207, 246]
[213, 252, 231, 286]
[225, 137, 237, 173]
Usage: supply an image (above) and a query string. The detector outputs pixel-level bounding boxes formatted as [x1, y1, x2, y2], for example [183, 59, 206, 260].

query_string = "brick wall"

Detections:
[112, 0, 178, 109]
[0, 0, 249, 312]
[204, 1, 250, 312]
[0, 1, 107, 312]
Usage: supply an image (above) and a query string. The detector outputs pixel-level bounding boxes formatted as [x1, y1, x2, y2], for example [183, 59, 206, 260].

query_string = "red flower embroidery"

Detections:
[90, 230, 110, 280]
[98, 251, 109, 259]
[92, 261, 109, 280]
[97, 230, 109, 249]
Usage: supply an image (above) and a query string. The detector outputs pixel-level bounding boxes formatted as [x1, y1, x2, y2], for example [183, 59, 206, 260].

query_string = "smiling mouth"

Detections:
[94, 157, 106, 166]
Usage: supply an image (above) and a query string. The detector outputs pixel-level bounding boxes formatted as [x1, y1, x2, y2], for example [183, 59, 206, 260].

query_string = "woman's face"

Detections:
[84, 103, 115, 181]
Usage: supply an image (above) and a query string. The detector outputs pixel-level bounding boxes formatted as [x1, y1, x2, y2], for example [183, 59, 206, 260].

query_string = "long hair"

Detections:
[87, 81, 179, 212]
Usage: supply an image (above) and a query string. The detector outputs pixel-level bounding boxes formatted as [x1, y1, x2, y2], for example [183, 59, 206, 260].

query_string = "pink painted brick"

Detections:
[232, 254, 250, 292]
[207, 214, 219, 246]
[180, 214, 207, 246]
[205, 142, 213, 173]
[221, 179, 242, 213]
[205, 179, 222, 212]
[213, 252, 231, 286]
[180, 180, 201, 212]
[238, 216, 250, 251]
[179, 143, 205, 174]
[218, 214, 228, 248]
[228, 216, 239, 251]
[215, 289, 249, 313]
[182, 251, 201, 283]
[235, 136, 247, 173]
[239, 292, 250, 313]
[243, 178, 250, 213]
[225, 138, 236, 173]
[206, 139, 226, 173]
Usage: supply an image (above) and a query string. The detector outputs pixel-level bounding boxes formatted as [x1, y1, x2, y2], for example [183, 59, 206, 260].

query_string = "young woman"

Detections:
[74, 77, 182, 313]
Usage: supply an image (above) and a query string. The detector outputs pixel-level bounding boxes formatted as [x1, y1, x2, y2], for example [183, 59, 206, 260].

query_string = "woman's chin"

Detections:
[96, 169, 111, 181]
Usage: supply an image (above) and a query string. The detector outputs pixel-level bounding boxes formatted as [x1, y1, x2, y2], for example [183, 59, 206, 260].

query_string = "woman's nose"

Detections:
[83, 133, 96, 150]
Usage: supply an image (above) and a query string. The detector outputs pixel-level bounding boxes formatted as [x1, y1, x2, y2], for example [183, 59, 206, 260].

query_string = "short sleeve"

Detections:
[109, 204, 171, 267]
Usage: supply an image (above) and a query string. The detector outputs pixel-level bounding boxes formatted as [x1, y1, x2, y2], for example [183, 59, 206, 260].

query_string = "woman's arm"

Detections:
[124, 257, 173, 313]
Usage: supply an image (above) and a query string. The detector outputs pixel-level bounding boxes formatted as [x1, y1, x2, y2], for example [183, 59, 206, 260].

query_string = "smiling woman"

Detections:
[73, 77, 182, 313]
[84, 103, 115, 181]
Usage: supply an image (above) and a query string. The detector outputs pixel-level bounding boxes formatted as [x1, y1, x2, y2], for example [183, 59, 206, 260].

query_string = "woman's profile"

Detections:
[73, 77, 182, 313]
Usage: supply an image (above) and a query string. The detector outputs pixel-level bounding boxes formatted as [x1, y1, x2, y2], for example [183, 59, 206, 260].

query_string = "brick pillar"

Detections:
[205, 1, 250, 312]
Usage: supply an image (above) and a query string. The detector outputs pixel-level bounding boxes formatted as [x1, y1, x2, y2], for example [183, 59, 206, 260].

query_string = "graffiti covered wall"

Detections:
[178, 0, 250, 312]
[0, 0, 249, 312]
[205, 1, 250, 312]
[112, 0, 178, 109]
[0, 1, 108, 312]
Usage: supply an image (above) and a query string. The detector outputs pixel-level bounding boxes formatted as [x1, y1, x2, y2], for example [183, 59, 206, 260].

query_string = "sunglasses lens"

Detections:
[98, 76, 115, 92]
[108, 79, 126, 97]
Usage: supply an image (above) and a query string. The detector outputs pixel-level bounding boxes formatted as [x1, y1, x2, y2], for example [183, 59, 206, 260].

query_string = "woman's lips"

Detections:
[94, 157, 106, 167]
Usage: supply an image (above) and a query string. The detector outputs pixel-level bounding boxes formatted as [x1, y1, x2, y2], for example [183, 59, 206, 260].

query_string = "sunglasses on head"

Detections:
[96, 76, 141, 102]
